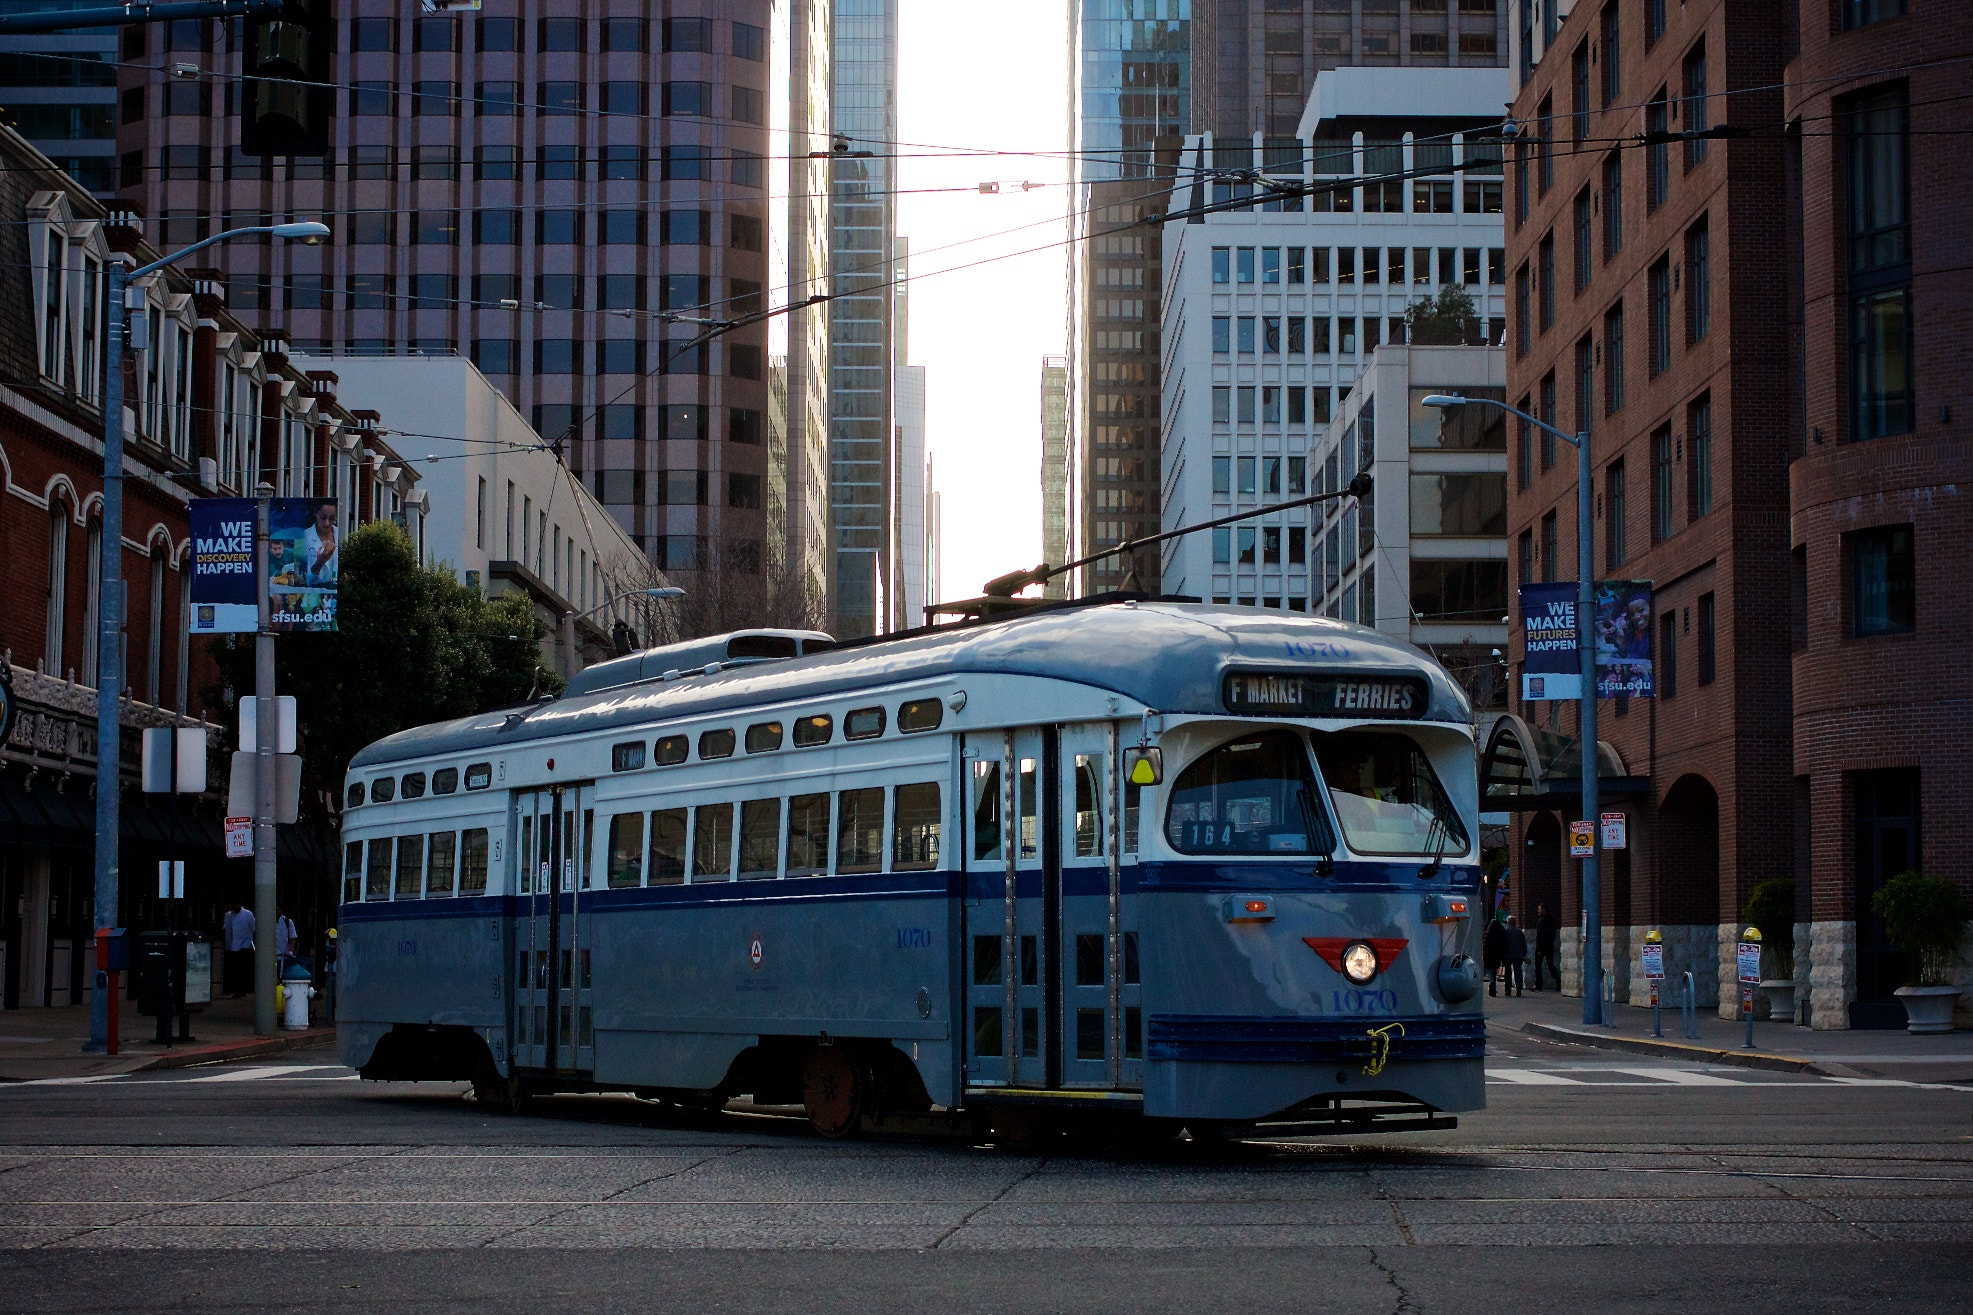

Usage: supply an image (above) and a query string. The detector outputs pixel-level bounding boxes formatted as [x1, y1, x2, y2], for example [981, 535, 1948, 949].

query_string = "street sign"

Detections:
[1737, 940, 1764, 984]
[157, 860, 185, 899]
[237, 696, 297, 753]
[1568, 820, 1595, 857]
[226, 751, 302, 824]
[224, 817, 253, 859]
[1641, 942, 1665, 980]
[141, 726, 208, 793]
[1601, 811, 1627, 849]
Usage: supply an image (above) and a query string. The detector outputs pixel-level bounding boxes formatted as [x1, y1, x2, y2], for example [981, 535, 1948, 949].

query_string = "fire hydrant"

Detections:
[280, 961, 315, 1030]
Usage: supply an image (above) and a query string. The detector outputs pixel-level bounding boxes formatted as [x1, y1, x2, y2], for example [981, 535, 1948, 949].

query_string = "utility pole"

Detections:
[253, 487, 278, 1035]
[86, 261, 128, 1053]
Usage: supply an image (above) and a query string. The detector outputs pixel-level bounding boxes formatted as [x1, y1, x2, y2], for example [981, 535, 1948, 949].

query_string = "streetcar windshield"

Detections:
[1310, 731, 1468, 858]
[1165, 730, 1334, 856]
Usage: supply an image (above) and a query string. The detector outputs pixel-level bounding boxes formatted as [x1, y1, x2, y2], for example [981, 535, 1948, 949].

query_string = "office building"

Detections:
[111, 2, 780, 619]
[1192, 0, 1510, 138]
[783, 0, 833, 623]
[0, 15, 119, 193]
[828, 0, 898, 636]
[1067, 0, 1190, 596]
[1039, 354, 1070, 598]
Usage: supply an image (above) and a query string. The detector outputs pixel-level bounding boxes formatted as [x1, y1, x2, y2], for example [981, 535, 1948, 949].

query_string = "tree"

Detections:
[210, 522, 557, 804]
[669, 552, 829, 641]
[1402, 285, 1481, 346]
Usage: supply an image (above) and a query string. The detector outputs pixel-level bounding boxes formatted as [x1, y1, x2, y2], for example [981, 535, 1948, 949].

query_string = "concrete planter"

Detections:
[1759, 979, 1798, 1025]
[1893, 985, 1964, 1034]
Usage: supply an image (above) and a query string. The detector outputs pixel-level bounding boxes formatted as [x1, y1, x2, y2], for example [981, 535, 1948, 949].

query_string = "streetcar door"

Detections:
[1058, 722, 1142, 1089]
[511, 783, 597, 1074]
[962, 727, 1054, 1089]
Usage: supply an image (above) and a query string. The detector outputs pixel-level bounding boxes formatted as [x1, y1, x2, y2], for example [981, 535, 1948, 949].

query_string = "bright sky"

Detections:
[896, 0, 1071, 604]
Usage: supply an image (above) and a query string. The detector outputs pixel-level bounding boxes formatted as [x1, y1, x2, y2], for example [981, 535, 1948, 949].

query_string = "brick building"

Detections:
[1499, 0, 1971, 1026]
[1782, 1, 1973, 1026]
[0, 124, 420, 1009]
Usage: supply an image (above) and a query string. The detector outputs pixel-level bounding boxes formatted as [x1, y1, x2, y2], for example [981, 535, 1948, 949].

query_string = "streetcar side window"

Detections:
[1165, 729, 1333, 857]
[836, 787, 884, 875]
[461, 829, 489, 892]
[346, 782, 365, 808]
[372, 776, 396, 803]
[746, 722, 784, 753]
[1124, 779, 1142, 856]
[654, 735, 688, 765]
[699, 728, 736, 760]
[1310, 731, 1469, 858]
[693, 803, 735, 881]
[845, 706, 886, 740]
[426, 831, 457, 895]
[971, 759, 1002, 862]
[464, 762, 491, 790]
[738, 798, 781, 877]
[793, 714, 833, 747]
[606, 813, 644, 888]
[518, 815, 533, 893]
[401, 772, 427, 800]
[786, 792, 831, 876]
[1074, 754, 1104, 857]
[432, 767, 458, 795]
[898, 698, 943, 733]
[342, 841, 362, 904]
[894, 782, 941, 871]
[395, 833, 426, 898]
[648, 808, 687, 885]
[365, 837, 392, 899]
[611, 741, 646, 772]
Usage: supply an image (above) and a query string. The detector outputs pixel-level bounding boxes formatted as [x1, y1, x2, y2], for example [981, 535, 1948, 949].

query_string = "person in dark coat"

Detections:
[1533, 903, 1561, 991]
[1483, 914, 1509, 997]
[1504, 915, 1528, 997]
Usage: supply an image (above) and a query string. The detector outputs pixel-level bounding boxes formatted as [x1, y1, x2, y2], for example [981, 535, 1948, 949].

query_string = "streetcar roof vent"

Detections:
[562, 629, 836, 698]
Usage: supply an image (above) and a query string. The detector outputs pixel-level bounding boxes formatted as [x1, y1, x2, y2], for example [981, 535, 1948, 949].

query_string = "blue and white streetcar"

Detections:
[335, 601, 1485, 1139]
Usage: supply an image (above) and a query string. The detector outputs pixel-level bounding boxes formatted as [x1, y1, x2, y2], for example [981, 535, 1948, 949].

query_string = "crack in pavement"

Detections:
[1365, 1246, 1419, 1313]
[928, 1156, 1048, 1250]
[473, 1145, 748, 1245]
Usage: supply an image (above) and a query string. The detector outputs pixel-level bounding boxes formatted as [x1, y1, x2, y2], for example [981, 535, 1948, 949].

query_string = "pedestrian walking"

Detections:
[273, 907, 298, 974]
[1533, 903, 1561, 991]
[1504, 914, 1528, 997]
[221, 901, 256, 998]
[1483, 913, 1509, 998]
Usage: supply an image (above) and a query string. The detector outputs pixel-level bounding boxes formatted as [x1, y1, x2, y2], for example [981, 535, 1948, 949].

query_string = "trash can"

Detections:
[280, 960, 314, 1030]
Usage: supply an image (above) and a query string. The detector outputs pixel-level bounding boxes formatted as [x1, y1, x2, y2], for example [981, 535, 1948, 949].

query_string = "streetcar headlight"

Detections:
[1341, 940, 1380, 985]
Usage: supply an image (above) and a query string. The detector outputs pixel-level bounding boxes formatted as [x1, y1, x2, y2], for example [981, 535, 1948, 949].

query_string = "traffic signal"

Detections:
[241, 0, 332, 158]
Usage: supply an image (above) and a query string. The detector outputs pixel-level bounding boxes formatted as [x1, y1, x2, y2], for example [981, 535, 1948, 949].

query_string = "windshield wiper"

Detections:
[1297, 785, 1335, 877]
[1417, 810, 1451, 880]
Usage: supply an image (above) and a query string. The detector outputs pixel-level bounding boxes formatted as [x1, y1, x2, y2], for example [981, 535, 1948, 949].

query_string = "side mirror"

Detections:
[1124, 746, 1163, 786]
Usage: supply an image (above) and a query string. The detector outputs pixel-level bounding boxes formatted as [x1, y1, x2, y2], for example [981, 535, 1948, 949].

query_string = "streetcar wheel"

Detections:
[801, 1047, 865, 1139]
[472, 1073, 529, 1115]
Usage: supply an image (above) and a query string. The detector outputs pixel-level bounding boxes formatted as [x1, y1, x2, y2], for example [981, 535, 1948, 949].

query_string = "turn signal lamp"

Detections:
[1224, 895, 1275, 923]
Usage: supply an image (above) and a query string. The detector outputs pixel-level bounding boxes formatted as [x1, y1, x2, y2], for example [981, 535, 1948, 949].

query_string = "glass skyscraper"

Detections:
[828, 0, 898, 636]
[1068, 1, 1190, 594]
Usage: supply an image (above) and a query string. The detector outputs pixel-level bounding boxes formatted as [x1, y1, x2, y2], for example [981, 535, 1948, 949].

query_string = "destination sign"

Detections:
[1222, 670, 1431, 719]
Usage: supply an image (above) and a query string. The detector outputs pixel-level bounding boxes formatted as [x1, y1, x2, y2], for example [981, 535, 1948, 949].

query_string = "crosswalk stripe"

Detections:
[1486, 1068, 1585, 1085]
[1606, 1066, 1746, 1086]
[185, 1064, 342, 1083]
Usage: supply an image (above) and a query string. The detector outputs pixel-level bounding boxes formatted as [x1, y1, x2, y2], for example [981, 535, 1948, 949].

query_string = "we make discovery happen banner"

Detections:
[188, 498, 340, 634]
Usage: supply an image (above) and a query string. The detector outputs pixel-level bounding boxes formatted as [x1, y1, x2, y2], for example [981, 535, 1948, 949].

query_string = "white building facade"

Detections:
[1158, 67, 1511, 627]
[298, 355, 664, 668]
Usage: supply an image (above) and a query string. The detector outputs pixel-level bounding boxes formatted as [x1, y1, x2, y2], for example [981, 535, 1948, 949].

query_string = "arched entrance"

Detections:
[1657, 774, 1721, 1008]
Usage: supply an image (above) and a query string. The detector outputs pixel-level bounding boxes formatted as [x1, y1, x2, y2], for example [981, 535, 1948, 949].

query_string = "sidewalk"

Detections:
[0, 992, 334, 1082]
[1485, 984, 1973, 1082]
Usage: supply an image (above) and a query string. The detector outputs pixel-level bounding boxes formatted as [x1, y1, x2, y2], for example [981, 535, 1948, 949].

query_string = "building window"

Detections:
[44, 499, 69, 673]
[1599, 3, 1621, 105]
[1538, 233, 1554, 331]
[1571, 43, 1589, 142]
[1601, 153, 1623, 260]
[1791, 545, 1810, 651]
[1645, 89, 1670, 209]
[1687, 393, 1713, 520]
[1697, 592, 1716, 685]
[1603, 303, 1624, 414]
[1842, 0, 1905, 30]
[1575, 336, 1595, 439]
[1651, 424, 1674, 543]
[1517, 529, 1534, 586]
[1646, 0, 1667, 46]
[1514, 264, 1531, 356]
[1685, 218, 1711, 344]
[1844, 86, 1912, 442]
[1604, 459, 1627, 568]
[1540, 510, 1558, 583]
[1515, 398, 1533, 490]
[1659, 610, 1677, 697]
[1682, 43, 1709, 170]
[1648, 256, 1673, 375]
[1538, 372, 1557, 469]
[1573, 188, 1593, 293]
[1536, 94, 1554, 194]
[1849, 524, 1915, 636]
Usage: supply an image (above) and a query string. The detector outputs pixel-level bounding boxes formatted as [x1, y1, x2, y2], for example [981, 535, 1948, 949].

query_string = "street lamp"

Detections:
[1421, 392, 1601, 1027]
[88, 220, 331, 1053]
[561, 587, 686, 678]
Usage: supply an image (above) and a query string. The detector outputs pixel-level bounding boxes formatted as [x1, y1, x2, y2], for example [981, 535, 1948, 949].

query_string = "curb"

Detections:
[131, 1029, 337, 1073]
[1520, 1021, 1829, 1075]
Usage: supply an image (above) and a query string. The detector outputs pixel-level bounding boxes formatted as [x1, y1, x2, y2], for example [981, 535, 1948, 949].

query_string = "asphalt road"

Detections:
[1, 1026, 1968, 1313]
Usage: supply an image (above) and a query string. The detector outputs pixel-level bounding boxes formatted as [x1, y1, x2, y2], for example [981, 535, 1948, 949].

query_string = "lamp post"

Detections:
[87, 221, 329, 1053]
[560, 586, 686, 679]
[1422, 393, 1600, 1027]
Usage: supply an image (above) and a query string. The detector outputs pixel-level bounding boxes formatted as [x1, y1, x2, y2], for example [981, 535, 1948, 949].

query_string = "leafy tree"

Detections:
[1742, 879, 1797, 978]
[210, 522, 558, 804]
[1402, 285, 1481, 346]
[1870, 871, 1969, 986]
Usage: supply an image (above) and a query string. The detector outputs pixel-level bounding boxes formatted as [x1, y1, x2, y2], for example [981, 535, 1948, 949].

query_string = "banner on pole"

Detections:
[1593, 580, 1654, 699]
[267, 498, 339, 632]
[187, 498, 258, 634]
[1519, 583, 1580, 701]
[1518, 580, 1655, 700]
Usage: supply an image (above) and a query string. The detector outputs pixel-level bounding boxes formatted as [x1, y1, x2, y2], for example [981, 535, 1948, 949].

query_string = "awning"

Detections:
[1480, 714, 1651, 812]
[0, 765, 54, 847]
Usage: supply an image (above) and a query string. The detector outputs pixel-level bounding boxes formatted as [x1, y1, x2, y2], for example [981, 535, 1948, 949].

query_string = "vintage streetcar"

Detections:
[334, 601, 1486, 1141]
